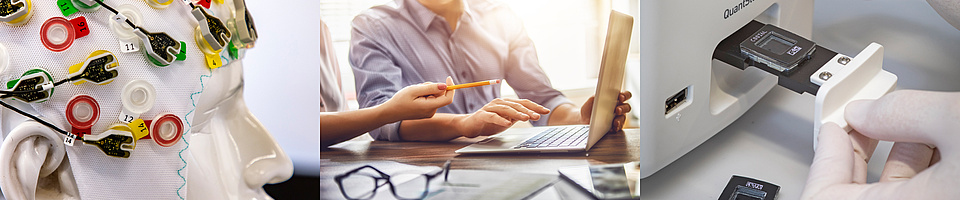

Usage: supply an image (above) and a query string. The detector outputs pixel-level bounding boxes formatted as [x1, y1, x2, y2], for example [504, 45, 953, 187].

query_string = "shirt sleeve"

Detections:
[320, 19, 347, 112]
[501, 16, 573, 126]
[349, 16, 405, 141]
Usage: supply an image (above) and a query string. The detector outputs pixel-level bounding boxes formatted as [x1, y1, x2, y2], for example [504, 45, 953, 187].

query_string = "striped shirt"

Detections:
[349, 0, 571, 141]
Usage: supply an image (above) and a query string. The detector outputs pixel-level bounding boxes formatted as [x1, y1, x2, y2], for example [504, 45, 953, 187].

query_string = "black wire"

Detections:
[0, 89, 44, 94]
[0, 99, 79, 140]
[0, 0, 135, 142]
[54, 77, 75, 86]
[92, 0, 138, 29]
[0, 76, 78, 95]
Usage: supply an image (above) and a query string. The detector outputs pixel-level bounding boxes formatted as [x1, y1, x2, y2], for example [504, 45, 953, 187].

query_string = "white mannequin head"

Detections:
[0, 0, 291, 199]
[185, 61, 294, 199]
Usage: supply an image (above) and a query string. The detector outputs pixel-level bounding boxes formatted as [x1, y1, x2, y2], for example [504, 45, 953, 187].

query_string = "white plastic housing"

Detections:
[812, 43, 897, 148]
[630, 0, 814, 179]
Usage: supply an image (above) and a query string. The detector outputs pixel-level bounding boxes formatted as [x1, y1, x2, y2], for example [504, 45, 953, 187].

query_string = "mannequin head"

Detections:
[0, 0, 291, 199]
[186, 61, 294, 199]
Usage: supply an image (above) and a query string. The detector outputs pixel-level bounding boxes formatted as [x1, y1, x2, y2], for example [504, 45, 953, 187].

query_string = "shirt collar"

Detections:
[402, 0, 473, 31]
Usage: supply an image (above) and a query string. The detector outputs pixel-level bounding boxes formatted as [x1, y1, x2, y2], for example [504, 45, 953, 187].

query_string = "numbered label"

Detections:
[69, 16, 90, 38]
[64, 133, 76, 146]
[127, 119, 149, 140]
[120, 41, 138, 53]
[204, 53, 222, 69]
[120, 113, 136, 123]
[58, 0, 79, 17]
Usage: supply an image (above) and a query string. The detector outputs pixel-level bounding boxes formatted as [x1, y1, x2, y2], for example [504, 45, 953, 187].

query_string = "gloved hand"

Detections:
[801, 90, 960, 199]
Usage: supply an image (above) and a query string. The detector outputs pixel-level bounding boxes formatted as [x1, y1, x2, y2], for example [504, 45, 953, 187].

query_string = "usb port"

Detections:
[665, 87, 688, 115]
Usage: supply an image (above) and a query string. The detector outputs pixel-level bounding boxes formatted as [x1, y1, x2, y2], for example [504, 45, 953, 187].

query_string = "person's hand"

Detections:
[579, 91, 632, 133]
[380, 77, 455, 121]
[456, 98, 551, 138]
[801, 90, 960, 199]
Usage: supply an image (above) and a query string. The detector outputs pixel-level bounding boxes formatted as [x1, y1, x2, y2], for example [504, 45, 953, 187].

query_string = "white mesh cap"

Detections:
[0, 0, 243, 199]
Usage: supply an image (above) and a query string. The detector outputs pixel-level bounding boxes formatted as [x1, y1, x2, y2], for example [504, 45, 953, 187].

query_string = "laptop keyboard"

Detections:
[514, 126, 590, 149]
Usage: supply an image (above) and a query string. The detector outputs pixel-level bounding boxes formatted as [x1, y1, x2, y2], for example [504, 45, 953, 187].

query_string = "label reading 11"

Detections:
[120, 41, 139, 53]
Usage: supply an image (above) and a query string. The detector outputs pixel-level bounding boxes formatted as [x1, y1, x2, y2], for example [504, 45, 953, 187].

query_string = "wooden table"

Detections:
[321, 129, 639, 175]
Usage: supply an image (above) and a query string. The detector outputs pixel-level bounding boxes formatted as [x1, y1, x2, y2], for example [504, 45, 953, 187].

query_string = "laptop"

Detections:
[455, 11, 633, 154]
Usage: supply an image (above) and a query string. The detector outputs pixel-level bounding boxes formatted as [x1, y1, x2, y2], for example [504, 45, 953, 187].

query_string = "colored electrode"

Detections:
[82, 126, 134, 158]
[65, 94, 99, 136]
[149, 113, 183, 147]
[231, 0, 257, 48]
[0, 0, 32, 26]
[40, 17, 76, 52]
[92, 0, 185, 66]
[40, 16, 90, 52]
[68, 50, 119, 85]
[187, 2, 231, 69]
[136, 28, 184, 66]
[191, 4, 231, 53]
[0, 51, 118, 100]
[2, 69, 54, 103]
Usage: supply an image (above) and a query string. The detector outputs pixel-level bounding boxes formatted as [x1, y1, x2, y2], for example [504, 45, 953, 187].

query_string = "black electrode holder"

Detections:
[713, 20, 837, 95]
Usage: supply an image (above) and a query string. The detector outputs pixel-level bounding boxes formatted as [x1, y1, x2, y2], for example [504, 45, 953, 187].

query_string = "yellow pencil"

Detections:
[446, 79, 502, 90]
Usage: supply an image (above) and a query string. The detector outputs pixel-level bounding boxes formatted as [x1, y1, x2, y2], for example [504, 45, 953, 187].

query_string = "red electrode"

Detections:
[40, 17, 76, 52]
[65, 95, 100, 136]
[140, 113, 184, 147]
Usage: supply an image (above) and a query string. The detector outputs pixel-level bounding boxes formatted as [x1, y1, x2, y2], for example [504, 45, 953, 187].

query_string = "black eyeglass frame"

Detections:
[334, 163, 448, 200]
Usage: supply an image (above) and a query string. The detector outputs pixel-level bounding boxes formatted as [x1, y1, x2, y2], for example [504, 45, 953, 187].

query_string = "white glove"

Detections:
[801, 90, 960, 199]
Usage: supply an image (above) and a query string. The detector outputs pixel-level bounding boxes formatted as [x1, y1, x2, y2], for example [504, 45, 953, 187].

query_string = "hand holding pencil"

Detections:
[446, 79, 502, 90]
[381, 77, 457, 121]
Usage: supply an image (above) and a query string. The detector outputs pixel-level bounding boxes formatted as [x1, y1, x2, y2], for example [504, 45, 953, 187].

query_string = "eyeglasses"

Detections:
[335, 161, 452, 200]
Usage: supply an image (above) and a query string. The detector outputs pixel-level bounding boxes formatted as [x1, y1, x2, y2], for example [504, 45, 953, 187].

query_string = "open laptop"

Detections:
[455, 11, 633, 154]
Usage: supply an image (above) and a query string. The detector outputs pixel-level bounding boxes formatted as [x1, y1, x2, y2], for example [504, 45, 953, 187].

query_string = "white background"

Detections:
[244, 0, 321, 176]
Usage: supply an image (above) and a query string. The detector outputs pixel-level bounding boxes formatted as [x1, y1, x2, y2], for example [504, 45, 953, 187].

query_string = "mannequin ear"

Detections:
[0, 121, 77, 200]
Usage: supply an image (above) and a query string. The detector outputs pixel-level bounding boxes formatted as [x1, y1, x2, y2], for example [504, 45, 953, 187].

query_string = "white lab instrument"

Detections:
[629, 0, 897, 179]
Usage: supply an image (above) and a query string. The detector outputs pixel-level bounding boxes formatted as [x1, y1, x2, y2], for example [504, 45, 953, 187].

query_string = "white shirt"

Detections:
[320, 19, 347, 112]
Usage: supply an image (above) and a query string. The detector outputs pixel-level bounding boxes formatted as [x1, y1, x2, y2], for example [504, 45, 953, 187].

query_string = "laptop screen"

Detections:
[585, 11, 633, 150]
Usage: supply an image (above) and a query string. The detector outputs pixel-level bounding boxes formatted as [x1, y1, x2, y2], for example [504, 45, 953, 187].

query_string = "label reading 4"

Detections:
[205, 53, 221, 69]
